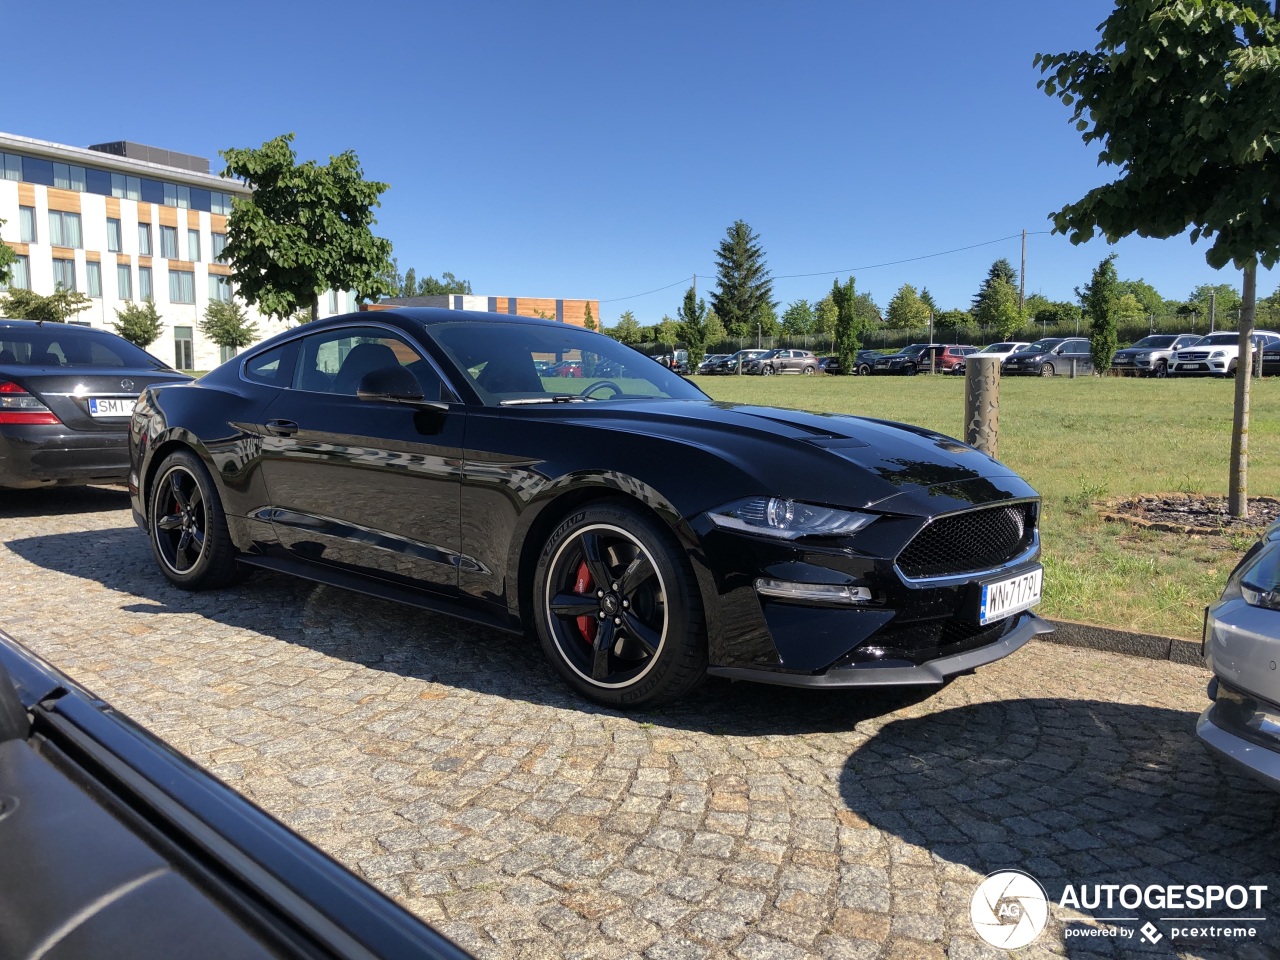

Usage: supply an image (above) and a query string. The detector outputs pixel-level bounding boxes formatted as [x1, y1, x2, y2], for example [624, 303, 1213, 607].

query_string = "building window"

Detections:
[138, 223, 153, 256]
[19, 206, 36, 243]
[86, 262, 102, 298]
[139, 266, 153, 301]
[117, 264, 133, 300]
[174, 326, 194, 370]
[328, 289, 339, 313]
[160, 225, 178, 259]
[219, 344, 237, 364]
[211, 232, 227, 259]
[163, 183, 191, 208]
[211, 191, 233, 215]
[48, 211, 83, 248]
[53, 163, 86, 192]
[1, 152, 20, 181]
[106, 218, 122, 252]
[209, 275, 232, 303]
[187, 229, 200, 262]
[52, 258, 76, 292]
[0, 255, 29, 290]
[111, 174, 141, 201]
[169, 269, 195, 304]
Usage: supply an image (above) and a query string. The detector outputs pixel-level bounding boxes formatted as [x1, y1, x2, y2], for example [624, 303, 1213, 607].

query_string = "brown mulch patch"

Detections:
[1101, 493, 1280, 535]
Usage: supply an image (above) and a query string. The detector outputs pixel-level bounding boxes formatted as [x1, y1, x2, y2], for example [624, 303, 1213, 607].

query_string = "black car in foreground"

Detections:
[0, 319, 190, 488]
[130, 309, 1048, 707]
[871, 344, 946, 375]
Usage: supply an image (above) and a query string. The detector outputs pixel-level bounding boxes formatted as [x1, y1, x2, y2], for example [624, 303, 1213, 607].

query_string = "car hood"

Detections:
[1114, 346, 1159, 357]
[552, 399, 1034, 513]
[1006, 351, 1048, 360]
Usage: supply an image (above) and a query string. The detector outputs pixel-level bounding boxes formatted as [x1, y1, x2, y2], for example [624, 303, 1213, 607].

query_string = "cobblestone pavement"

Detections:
[3, 487, 1279, 960]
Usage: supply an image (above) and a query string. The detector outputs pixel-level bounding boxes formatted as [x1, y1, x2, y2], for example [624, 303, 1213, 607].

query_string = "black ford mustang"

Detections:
[129, 309, 1048, 707]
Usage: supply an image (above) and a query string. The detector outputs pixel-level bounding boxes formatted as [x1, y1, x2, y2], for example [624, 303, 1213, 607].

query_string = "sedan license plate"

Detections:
[978, 567, 1043, 625]
[88, 397, 135, 418]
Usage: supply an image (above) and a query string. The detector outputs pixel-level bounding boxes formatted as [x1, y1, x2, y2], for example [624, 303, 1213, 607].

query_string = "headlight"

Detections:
[708, 497, 875, 539]
[1231, 539, 1280, 609]
[1241, 582, 1280, 610]
[1134, 353, 1150, 361]
[1210, 350, 1226, 359]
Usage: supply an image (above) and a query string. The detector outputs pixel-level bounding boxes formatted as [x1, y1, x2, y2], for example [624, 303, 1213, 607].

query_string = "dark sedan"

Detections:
[0, 319, 190, 489]
[872, 344, 947, 375]
[129, 309, 1048, 707]
[1264, 341, 1280, 377]
[1001, 338, 1093, 376]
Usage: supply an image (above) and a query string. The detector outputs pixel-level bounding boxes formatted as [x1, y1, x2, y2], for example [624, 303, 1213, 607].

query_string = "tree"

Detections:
[885, 284, 932, 330]
[111, 300, 164, 347]
[1257, 286, 1280, 326]
[780, 299, 814, 336]
[1188, 283, 1243, 327]
[1117, 278, 1165, 318]
[813, 295, 838, 345]
[703, 308, 726, 346]
[972, 259, 1018, 313]
[1, 288, 91, 324]
[654, 316, 681, 351]
[710, 220, 775, 338]
[0, 219, 16, 288]
[676, 287, 709, 365]
[919, 287, 938, 318]
[1037, 0, 1280, 516]
[974, 277, 1024, 338]
[219, 133, 396, 322]
[1080, 254, 1121, 370]
[608, 310, 642, 345]
[583, 302, 598, 331]
[200, 299, 260, 355]
[1114, 292, 1146, 328]
[831, 277, 865, 373]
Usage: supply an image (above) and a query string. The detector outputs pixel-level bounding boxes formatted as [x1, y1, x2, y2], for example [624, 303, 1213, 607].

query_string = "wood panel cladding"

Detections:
[105, 198, 121, 219]
[17, 184, 35, 206]
[559, 300, 600, 328]
[136, 202, 152, 224]
[515, 297, 557, 319]
[157, 206, 179, 228]
[85, 251, 101, 263]
[206, 263, 232, 276]
[45, 188, 82, 213]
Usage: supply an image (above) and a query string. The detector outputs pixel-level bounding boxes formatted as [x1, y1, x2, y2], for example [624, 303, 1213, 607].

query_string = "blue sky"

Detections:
[8, 1, 1273, 324]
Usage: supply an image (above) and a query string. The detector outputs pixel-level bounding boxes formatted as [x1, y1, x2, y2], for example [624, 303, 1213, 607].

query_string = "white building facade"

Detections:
[0, 132, 356, 371]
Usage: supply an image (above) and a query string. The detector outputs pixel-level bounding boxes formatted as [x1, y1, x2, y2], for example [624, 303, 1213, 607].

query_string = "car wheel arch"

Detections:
[510, 480, 694, 633]
[140, 433, 218, 523]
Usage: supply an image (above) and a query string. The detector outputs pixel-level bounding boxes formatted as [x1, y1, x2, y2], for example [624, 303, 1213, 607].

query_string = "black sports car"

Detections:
[1, 319, 190, 489]
[129, 309, 1048, 707]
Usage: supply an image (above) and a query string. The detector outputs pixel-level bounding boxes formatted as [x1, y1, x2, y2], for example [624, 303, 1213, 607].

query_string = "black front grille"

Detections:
[897, 502, 1036, 578]
[835, 615, 1015, 667]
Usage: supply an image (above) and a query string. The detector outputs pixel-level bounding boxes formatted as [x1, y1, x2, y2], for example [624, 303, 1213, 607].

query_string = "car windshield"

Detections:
[1132, 336, 1175, 348]
[427, 321, 708, 405]
[896, 344, 930, 355]
[1019, 340, 1061, 354]
[1197, 333, 1239, 346]
[0, 328, 170, 369]
[979, 343, 1015, 353]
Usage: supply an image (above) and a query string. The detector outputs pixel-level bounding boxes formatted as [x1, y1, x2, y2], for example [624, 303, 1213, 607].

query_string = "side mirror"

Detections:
[356, 366, 446, 409]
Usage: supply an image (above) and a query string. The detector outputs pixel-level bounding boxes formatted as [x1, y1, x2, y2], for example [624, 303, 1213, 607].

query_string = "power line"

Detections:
[599, 230, 1054, 304]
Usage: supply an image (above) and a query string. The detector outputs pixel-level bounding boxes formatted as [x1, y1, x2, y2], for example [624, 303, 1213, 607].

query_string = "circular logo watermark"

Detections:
[971, 870, 1050, 949]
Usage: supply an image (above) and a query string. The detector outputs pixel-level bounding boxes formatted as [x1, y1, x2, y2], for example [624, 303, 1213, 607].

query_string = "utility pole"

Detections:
[1019, 229, 1027, 312]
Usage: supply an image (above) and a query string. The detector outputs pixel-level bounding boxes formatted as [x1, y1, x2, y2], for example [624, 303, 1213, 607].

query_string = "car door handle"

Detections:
[264, 419, 299, 438]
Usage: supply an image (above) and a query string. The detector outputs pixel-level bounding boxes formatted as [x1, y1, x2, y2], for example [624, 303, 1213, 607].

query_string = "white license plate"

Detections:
[88, 397, 135, 418]
[979, 566, 1043, 625]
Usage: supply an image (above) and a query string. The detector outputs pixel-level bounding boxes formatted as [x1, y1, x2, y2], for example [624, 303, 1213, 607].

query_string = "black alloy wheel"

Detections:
[857, 363, 872, 376]
[1154, 360, 1168, 379]
[533, 502, 705, 707]
[148, 449, 241, 590]
[1040, 362, 1055, 377]
[905, 363, 918, 376]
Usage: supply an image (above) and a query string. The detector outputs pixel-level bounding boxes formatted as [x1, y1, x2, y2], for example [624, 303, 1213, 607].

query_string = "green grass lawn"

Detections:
[697, 373, 1280, 640]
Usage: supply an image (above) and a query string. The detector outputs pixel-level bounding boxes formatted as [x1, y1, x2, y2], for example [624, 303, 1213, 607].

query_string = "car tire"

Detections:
[857, 363, 871, 376]
[1154, 360, 1168, 379]
[802, 365, 815, 375]
[905, 363, 918, 376]
[762, 365, 775, 376]
[148, 449, 242, 590]
[1040, 363, 1055, 377]
[533, 501, 707, 708]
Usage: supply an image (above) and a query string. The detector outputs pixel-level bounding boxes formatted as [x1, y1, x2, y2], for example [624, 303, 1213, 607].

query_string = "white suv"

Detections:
[1169, 331, 1280, 377]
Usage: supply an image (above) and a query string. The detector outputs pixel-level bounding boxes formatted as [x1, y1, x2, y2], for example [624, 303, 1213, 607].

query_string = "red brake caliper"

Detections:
[573, 560, 598, 645]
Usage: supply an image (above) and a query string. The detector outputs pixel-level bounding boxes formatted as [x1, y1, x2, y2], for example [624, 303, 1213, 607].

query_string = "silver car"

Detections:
[1198, 518, 1280, 789]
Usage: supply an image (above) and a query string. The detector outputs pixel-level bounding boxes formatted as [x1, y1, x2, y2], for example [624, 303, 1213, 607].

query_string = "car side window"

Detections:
[244, 342, 298, 386]
[293, 326, 442, 398]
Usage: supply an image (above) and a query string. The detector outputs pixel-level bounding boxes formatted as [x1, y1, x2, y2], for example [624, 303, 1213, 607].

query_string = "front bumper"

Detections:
[709, 610, 1051, 687]
[1197, 679, 1280, 791]
[0, 425, 130, 488]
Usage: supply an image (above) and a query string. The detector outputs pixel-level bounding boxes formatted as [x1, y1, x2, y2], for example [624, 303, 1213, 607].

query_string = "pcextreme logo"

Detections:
[970, 871, 1050, 949]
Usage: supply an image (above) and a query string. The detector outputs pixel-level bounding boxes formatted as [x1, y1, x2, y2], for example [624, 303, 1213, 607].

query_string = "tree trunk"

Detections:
[1228, 261, 1257, 518]
[309, 294, 319, 324]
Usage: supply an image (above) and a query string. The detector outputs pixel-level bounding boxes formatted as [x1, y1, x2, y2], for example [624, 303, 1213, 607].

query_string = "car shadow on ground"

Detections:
[842, 698, 1280, 957]
[0, 485, 130, 518]
[7, 523, 947, 736]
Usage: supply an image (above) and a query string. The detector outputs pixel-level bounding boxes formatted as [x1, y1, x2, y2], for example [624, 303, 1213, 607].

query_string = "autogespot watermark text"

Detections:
[971, 872, 1269, 950]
